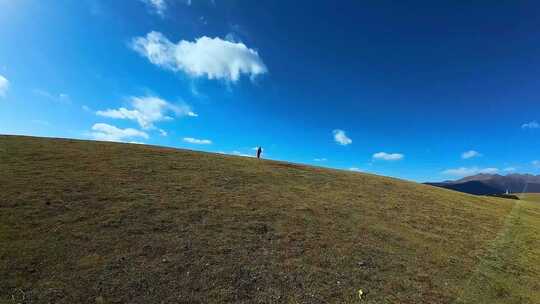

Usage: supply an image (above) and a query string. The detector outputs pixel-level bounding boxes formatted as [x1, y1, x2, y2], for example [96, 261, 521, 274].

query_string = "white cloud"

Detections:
[442, 167, 499, 177]
[333, 129, 352, 145]
[522, 121, 539, 129]
[0, 74, 8, 97]
[183, 137, 212, 145]
[372, 152, 404, 161]
[231, 151, 253, 157]
[503, 167, 516, 172]
[90, 123, 148, 142]
[158, 129, 168, 136]
[532, 160, 540, 168]
[33, 89, 71, 103]
[314, 158, 327, 162]
[461, 150, 482, 159]
[96, 96, 196, 130]
[349, 167, 361, 172]
[131, 31, 268, 82]
[141, 0, 167, 16]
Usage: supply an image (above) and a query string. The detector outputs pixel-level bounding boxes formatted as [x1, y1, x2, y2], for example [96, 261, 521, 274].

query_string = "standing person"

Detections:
[256, 146, 262, 159]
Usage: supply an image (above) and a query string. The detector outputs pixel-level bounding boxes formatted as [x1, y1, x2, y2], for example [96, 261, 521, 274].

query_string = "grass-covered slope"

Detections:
[456, 193, 540, 304]
[0, 135, 537, 303]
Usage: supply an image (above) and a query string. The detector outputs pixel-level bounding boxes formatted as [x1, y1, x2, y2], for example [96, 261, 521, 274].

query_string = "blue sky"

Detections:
[1, 0, 539, 182]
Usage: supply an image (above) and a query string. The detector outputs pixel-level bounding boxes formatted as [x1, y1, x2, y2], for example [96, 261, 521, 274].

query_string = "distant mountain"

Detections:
[426, 173, 540, 195]
[426, 180, 503, 195]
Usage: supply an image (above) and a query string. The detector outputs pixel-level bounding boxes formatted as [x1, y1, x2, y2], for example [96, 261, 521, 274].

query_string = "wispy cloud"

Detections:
[90, 123, 148, 142]
[461, 150, 482, 159]
[0, 74, 8, 98]
[503, 167, 516, 172]
[140, 0, 167, 16]
[314, 158, 327, 162]
[190, 83, 206, 98]
[96, 96, 196, 130]
[532, 160, 540, 168]
[333, 129, 352, 145]
[183, 137, 212, 145]
[442, 166, 499, 177]
[372, 152, 404, 161]
[33, 89, 71, 104]
[522, 121, 539, 129]
[349, 167, 361, 172]
[131, 31, 267, 82]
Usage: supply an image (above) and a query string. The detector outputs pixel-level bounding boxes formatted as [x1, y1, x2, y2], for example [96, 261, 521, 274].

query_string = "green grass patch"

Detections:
[455, 196, 540, 304]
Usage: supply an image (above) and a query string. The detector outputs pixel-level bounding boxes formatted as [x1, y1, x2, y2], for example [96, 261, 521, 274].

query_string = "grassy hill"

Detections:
[1, 135, 539, 304]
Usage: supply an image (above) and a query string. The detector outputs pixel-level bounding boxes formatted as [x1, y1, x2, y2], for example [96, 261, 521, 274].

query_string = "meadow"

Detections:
[1, 135, 538, 303]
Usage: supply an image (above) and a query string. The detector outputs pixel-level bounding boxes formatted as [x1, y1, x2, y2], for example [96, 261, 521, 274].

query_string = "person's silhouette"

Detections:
[256, 146, 262, 159]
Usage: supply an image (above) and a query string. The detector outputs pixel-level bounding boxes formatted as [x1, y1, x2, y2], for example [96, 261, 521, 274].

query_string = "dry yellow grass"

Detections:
[517, 193, 540, 203]
[1, 135, 537, 303]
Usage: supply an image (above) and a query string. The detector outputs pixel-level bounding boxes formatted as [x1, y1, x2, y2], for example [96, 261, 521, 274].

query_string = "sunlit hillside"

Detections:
[1, 135, 539, 304]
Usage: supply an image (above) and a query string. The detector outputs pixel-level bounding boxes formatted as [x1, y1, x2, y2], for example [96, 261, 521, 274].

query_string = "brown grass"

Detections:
[0, 135, 532, 303]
